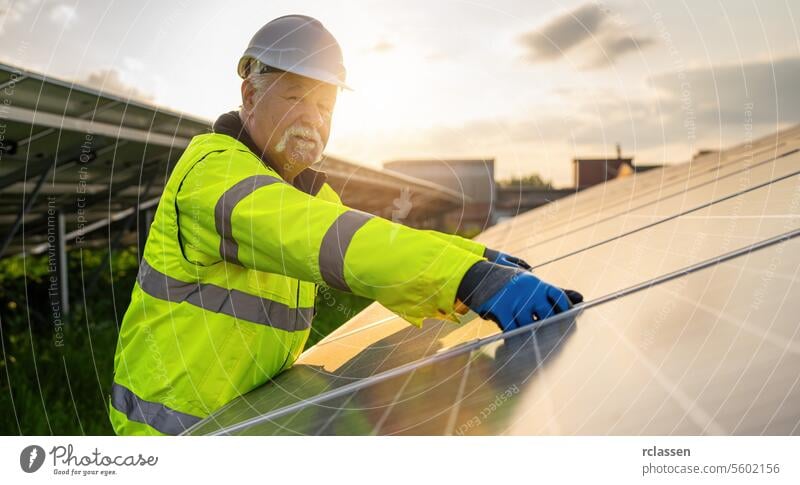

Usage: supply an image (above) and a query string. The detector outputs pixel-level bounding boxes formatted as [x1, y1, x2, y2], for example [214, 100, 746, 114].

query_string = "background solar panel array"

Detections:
[185, 125, 800, 435]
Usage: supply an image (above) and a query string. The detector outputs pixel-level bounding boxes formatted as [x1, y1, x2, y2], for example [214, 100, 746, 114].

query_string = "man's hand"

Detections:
[456, 260, 583, 332]
[472, 271, 570, 331]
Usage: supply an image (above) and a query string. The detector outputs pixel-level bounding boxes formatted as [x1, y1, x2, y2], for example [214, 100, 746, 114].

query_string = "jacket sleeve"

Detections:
[175, 150, 485, 326]
[424, 231, 486, 257]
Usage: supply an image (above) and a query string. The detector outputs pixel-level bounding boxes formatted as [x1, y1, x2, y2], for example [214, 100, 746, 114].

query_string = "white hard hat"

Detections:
[238, 14, 351, 90]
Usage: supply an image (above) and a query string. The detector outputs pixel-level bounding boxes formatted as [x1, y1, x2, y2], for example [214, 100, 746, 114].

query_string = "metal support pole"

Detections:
[55, 210, 69, 316]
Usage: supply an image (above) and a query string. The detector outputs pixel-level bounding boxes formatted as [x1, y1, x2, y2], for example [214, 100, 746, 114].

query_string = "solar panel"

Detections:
[184, 125, 800, 435]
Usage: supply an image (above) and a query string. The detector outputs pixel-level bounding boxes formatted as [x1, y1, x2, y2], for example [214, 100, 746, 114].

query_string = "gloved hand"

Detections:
[456, 261, 580, 332]
[483, 247, 532, 270]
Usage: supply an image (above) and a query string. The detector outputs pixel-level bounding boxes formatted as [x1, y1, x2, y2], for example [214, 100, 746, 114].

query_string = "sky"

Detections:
[1, 0, 798, 187]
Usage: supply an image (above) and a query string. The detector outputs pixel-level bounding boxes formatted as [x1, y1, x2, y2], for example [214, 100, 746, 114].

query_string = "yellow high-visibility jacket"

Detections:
[108, 130, 486, 435]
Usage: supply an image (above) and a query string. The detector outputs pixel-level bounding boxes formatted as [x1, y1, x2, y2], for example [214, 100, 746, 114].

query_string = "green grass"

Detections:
[0, 314, 119, 435]
[0, 246, 370, 435]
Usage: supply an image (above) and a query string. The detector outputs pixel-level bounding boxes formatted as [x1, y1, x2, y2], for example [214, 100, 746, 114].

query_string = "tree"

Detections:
[498, 173, 553, 189]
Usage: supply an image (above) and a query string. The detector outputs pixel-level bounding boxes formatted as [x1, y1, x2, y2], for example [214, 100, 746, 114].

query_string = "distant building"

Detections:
[383, 159, 495, 233]
[573, 144, 661, 190]
[573, 144, 632, 190]
[495, 186, 576, 222]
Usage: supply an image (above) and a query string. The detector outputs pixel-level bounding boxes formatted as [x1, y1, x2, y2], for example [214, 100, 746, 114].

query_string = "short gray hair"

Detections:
[240, 71, 281, 117]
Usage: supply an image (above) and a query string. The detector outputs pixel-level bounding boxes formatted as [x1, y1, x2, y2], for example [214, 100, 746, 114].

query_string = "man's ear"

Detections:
[241, 79, 253, 112]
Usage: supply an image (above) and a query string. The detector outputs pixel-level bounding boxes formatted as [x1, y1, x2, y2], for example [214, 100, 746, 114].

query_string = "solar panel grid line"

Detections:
[555, 318, 647, 435]
[498, 329, 565, 436]
[471, 330, 572, 435]
[622, 214, 800, 220]
[659, 258, 799, 436]
[366, 364, 418, 435]
[584, 227, 800, 309]
[755, 261, 800, 438]
[485, 162, 745, 248]
[184, 320, 420, 435]
[270, 335, 406, 436]
[641, 273, 800, 355]
[497, 147, 799, 254]
[509, 149, 800, 251]
[442, 355, 472, 435]
[518, 160, 800, 283]
[587, 257, 753, 436]
[258, 345, 416, 436]
[712, 322, 799, 434]
[278, 314, 456, 436]
[502, 139, 791, 233]
[529, 167, 800, 269]
[247, 322, 439, 436]
[348, 340, 517, 436]
[199, 226, 800, 435]
[386, 351, 490, 436]
[314, 392, 361, 436]
[194, 368, 326, 436]
[604, 314, 728, 435]
[709, 258, 800, 435]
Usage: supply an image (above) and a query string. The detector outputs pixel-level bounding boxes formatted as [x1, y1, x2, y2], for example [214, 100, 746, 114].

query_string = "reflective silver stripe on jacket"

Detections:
[319, 210, 375, 292]
[214, 175, 284, 265]
[111, 382, 201, 435]
[136, 259, 313, 331]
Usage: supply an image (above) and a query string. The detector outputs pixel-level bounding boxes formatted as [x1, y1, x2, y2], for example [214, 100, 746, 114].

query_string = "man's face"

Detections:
[241, 71, 338, 180]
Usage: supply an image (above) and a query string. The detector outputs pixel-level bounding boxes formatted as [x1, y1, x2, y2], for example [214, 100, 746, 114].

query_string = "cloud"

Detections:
[48, 3, 76, 27]
[518, 3, 606, 62]
[581, 32, 655, 69]
[82, 68, 154, 102]
[560, 56, 800, 155]
[517, 2, 655, 69]
[361, 56, 800, 171]
[0, 0, 39, 35]
[648, 56, 800, 126]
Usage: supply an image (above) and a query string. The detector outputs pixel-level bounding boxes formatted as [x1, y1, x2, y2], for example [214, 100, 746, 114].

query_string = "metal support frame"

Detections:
[55, 210, 69, 316]
[78, 174, 157, 303]
[3, 147, 170, 256]
[0, 162, 53, 258]
[0, 139, 125, 191]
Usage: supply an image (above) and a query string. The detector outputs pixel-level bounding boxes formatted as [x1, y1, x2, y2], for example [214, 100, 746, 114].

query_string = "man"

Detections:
[109, 14, 581, 436]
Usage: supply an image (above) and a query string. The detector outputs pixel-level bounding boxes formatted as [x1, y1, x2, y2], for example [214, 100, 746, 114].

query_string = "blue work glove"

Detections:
[457, 261, 579, 332]
[483, 247, 532, 270]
